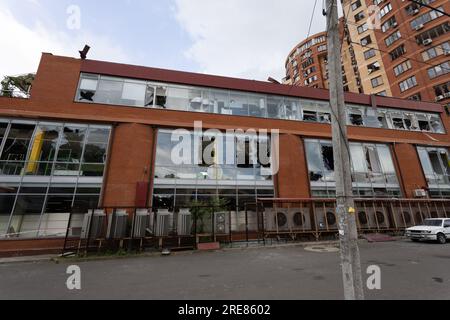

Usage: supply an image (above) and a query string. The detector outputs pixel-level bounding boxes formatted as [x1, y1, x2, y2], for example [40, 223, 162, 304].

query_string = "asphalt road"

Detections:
[1, 240, 449, 300]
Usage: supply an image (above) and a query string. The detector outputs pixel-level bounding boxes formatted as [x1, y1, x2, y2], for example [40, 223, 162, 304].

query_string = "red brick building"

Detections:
[0, 53, 449, 255]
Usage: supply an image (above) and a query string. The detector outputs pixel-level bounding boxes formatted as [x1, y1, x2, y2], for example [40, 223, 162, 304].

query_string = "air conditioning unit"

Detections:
[177, 209, 192, 236]
[80, 210, 106, 239]
[107, 209, 128, 239]
[357, 209, 370, 229]
[422, 39, 433, 46]
[444, 92, 450, 98]
[436, 95, 445, 102]
[392, 21, 398, 28]
[288, 207, 312, 231]
[360, 207, 389, 229]
[414, 189, 428, 198]
[412, 8, 420, 15]
[392, 208, 414, 229]
[155, 209, 172, 236]
[444, 51, 450, 56]
[415, 24, 424, 31]
[214, 211, 230, 235]
[315, 207, 338, 230]
[264, 208, 289, 232]
[133, 209, 152, 238]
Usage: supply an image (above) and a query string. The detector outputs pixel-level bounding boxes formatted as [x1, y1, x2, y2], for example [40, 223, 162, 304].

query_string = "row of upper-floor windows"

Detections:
[76, 73, 445, 133]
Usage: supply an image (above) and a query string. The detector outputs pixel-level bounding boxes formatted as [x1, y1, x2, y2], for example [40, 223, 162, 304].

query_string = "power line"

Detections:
[408, 0, 450, 17]
[283, 0, 320, 92]
[307, 0, 319, 40]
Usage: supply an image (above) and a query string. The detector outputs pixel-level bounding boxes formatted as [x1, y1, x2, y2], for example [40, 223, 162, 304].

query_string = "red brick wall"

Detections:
[393, 143, 427, 198]
[276, 134, 311, 198]
[102, 123, 155, 207]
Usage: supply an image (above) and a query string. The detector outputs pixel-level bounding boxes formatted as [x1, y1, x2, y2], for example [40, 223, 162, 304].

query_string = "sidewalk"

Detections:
[0, 254, 57, 265]
[0, 237, 401, 265]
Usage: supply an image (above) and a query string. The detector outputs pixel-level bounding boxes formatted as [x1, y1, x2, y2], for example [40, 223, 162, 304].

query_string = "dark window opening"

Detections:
[321, 146, 334, 171]
[303, 111, 318, 122]
[350, 113, 364, 126]
[392, 117, 405, 129]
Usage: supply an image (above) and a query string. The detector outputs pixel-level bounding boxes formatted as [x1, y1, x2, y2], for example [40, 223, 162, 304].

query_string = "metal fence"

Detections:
[62, 198, 450, 256]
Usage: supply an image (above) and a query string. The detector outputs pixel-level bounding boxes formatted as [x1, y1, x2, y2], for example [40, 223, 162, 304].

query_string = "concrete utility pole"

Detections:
[326, 0, 365, 300]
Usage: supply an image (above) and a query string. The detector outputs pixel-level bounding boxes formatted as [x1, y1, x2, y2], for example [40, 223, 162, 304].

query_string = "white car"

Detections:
[405, 218, 450, 244]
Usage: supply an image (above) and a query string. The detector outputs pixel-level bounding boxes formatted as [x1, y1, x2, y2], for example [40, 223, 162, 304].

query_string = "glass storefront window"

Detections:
[0, 118, 111, 238]
[153, 129, 274, 211]
[417, 147, 450, 197]
[305, 139, 401, 197]
[0, 121, 9, 143]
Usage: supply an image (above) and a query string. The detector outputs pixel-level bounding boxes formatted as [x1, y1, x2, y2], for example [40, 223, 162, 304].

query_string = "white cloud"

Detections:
[0, 5, 132, 79]
[174, 0, 328, 81]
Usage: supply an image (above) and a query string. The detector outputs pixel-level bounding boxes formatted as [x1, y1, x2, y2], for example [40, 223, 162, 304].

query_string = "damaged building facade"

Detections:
[0, 53, 449, 254]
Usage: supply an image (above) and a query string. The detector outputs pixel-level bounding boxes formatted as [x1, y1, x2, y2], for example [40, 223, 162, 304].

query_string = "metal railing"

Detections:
[61, 198, 450, 256]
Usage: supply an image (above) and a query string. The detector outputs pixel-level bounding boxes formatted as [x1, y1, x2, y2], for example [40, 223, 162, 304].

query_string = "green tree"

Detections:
[190, 197, 229, 234]
[1, 74, 35, 97]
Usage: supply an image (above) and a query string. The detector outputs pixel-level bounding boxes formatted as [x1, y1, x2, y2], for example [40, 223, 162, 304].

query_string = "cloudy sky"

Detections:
[0, 0, 337, 81]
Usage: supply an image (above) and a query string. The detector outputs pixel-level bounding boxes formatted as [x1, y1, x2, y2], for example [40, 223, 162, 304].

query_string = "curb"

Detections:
[1, 237, 404, 265]
[51, 240, 342, 264]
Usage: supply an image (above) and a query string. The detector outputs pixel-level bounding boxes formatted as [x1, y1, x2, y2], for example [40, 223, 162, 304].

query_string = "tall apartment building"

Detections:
[285, 0, 450, 108]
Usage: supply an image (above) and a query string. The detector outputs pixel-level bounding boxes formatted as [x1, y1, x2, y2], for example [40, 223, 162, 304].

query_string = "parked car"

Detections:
[405, 218, 450, 244]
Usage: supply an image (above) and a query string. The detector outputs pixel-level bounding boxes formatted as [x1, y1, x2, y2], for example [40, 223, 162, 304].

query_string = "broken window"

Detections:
[363, 108, 381, 128]
[321, 145, 334, 172]
[418, 147, 450, 188]
[306, 140, 400, 196]
[78, 74, 98, 102]
[404, 113, 417, 130]
[305, 140, 324, 182]
[429, 151, 444, 175]
[390, 113, 406, 129]
[318, 112, 331, 123]
[145, 85, 155, 107]
[155, 86, 167, 108]
[430, 115, 444, 133]
[303, 110, 318, 122]
[365, 145, 384, 184]
[417, 114, 431, 131]
[349, 113, 364, 126]
[377, 111, 389, 128]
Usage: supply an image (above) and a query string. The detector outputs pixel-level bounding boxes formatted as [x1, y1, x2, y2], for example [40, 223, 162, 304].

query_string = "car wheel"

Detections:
[437, 233, 446, 244]
[411, 239, 419, 242]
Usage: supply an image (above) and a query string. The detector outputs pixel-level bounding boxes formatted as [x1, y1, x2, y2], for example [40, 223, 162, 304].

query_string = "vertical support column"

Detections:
[276, 134, 311, 199]
[102, 123, 154, 208]
[392, 143, 427, 198]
